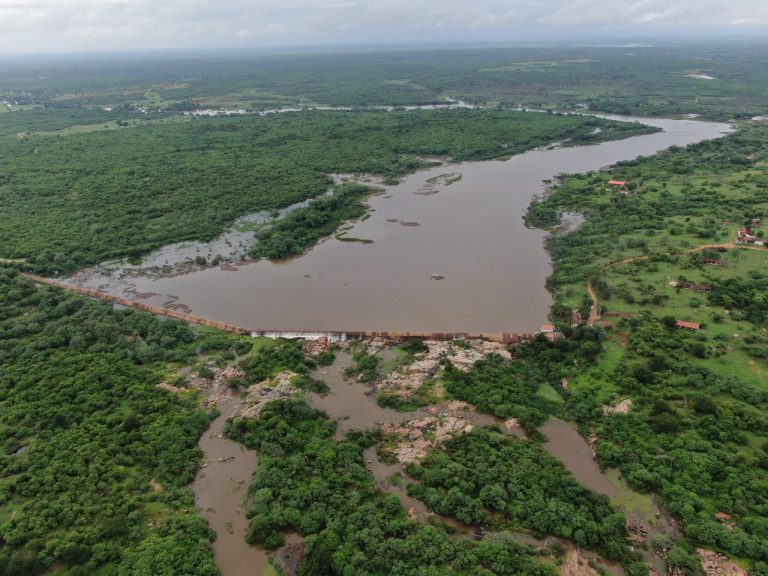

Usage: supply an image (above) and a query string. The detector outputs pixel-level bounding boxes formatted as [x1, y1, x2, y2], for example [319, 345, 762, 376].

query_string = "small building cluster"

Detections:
[736, 218, 764, 245]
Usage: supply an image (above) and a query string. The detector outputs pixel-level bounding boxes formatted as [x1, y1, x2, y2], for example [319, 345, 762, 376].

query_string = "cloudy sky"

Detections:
[1, 0, 767, 54]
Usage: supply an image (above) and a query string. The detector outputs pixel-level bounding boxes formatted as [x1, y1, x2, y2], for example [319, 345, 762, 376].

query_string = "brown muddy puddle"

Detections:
[542, 417, 618, 497]
[70, 116, 731, 334]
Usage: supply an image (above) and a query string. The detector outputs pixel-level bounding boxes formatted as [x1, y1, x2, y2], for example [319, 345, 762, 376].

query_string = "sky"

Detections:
[1, 0, 767, 55]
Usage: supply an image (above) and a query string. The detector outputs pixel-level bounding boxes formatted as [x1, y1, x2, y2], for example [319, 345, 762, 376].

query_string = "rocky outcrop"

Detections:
[602, 398, 633, 416]
[381, 415, 473, 464]
[696, 549, 748, 576]
[200, 366, 247, 408]
[234, 371, 299, 419]
[378, 340, 512, 399]
[303, 337, 334, 358]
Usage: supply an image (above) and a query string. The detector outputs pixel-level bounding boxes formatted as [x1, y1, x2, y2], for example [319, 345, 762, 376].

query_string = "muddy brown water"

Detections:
[71, 116, 731, 333]
[541, 416, 680, 574]
[307, 350, 512, 438]
[195, 352, 669, 575]
[194, 396, 266, 576]
[541, 417, 619, 497]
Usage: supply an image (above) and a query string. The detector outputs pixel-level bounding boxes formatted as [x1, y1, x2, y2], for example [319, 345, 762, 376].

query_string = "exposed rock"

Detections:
[585, 433, 598, 456]
[602, 398, 633, 416]
[377, 339, 512, 399]
[381, 415, 473, 464]
[561, 549, 601, 576]
[364, 336, 390, 355]
[696, 549, 748, 576]
[157, 381, 187, 395]
[201, 365, 247, 408]
[234, 370, 299, 419]
[303, 337, 334, 358]
[504, 418, 521, 433]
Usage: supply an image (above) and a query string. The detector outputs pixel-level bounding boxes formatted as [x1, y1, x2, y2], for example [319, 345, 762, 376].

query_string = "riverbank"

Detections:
[199, 334, 674, 576]
[63, 115, 730, 334]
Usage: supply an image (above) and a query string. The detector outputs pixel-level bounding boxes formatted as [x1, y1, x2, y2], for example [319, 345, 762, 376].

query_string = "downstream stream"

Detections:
[194, 396, 267, 575]
[195, 350, 676, 576]
[72, 115, 730, 333]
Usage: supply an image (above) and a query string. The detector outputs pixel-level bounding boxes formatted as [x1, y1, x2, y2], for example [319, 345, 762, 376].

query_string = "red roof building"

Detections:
[540, 323, 555, 333]
[608, 180, 628, 186]
[675, 320, 701, 331]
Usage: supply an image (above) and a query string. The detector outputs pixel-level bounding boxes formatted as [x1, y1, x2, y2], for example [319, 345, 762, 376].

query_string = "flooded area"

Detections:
[194, 396, 266, 576]
[70, 115, 731, 334]
[541, 417, 619, 497]
[307, 350, 511, 439]
[195, 346, 678, 575]
[541, 417, 681, 574]
[308, 351, 416, 438]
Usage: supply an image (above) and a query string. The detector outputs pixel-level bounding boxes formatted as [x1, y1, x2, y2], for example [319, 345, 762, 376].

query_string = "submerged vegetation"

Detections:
[251, 183, 372, 259]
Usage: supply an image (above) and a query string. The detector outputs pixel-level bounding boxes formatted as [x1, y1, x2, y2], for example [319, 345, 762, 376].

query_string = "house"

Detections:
[736, 229, 758, 244]
[539, 323, 564, 341]
[607, 180, 628, 186]
[675, 320, 701, 331]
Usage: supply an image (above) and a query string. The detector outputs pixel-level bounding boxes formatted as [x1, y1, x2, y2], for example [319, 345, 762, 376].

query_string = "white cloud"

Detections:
[0, 0, 765, 54]
[540, 0, 768, 28]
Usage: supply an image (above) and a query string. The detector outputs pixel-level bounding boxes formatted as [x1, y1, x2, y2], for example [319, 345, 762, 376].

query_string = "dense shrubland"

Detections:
[225, 399, 559, 576]
[0, 269, 245, 575]
[3, 43, 768, 118]
[0, 108, 650, 273]
[406, 428, 642, 570]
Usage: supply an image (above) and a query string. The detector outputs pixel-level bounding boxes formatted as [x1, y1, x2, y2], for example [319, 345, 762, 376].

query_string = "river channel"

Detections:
[196, 349, 675, 576]
[71, 115, 731, 334]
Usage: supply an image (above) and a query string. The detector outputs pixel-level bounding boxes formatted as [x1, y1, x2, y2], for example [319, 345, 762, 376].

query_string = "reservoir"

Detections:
[72, 115, 730, 333]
